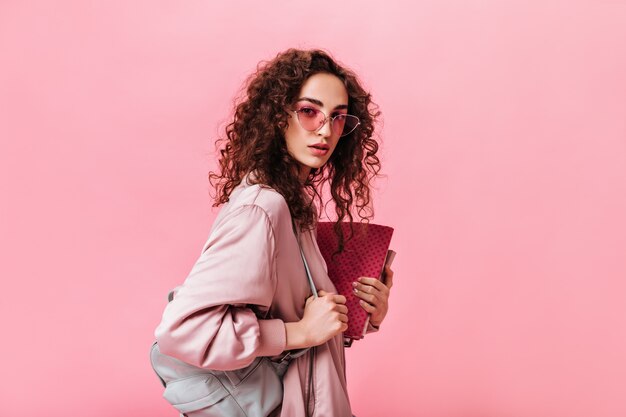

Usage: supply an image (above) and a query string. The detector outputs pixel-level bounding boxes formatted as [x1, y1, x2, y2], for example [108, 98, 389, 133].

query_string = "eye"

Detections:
[298, 107, 318, 117]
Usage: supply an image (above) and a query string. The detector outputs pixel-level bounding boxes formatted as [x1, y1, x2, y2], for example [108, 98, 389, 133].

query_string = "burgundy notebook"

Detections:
[315, 221, 395, 345]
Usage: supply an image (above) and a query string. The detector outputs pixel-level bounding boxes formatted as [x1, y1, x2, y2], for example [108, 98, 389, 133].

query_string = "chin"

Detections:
[304, 160, 327, 170]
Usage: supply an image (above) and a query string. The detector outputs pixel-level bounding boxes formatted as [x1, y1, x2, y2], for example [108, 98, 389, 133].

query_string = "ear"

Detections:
[278, 112, 292, 133]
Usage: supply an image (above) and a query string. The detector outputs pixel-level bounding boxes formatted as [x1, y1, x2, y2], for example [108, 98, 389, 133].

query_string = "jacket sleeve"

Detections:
[154, 204, 287, 371]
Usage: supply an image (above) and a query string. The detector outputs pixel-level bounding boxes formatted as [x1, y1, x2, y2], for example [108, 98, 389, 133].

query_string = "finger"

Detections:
[335, 304, 348, 314]
[319, 290, 337, 300]
[358, 299, 376, 313]
[354, 282, 385, 300]
[332, 294, 347, 304]
[358, 277, 388, 293]
[354, 282, 379, 296]
[352, 286, 383, 304]
[354, 288, 380, 305]
[338, 313, 348, 323]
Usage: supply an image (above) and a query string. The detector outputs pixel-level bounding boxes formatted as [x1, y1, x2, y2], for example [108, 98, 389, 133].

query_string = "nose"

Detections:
[317, 116, 333, 137]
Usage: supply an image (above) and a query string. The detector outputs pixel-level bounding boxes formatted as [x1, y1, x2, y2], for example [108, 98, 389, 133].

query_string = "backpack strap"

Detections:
[272, 220, 318, 364]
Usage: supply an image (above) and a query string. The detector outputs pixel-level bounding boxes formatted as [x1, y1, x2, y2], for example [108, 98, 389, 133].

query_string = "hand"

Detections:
[352, 264, 394, 327]
[299, 290, 349, 346]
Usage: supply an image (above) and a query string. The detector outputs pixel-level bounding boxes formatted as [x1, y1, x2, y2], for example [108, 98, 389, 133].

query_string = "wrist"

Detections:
[284, 321, 310, 350]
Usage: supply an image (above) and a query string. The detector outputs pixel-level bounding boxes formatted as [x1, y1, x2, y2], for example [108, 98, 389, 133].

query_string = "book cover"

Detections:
[315, 221, 395, 344]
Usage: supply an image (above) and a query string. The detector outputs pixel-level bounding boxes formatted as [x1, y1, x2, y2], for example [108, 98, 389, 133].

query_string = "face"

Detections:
[283, 72, 349, 183]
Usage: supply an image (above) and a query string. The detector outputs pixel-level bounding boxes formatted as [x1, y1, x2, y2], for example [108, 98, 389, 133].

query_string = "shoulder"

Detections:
[225, 178, 291, 229]
[200, 181, 290, 255]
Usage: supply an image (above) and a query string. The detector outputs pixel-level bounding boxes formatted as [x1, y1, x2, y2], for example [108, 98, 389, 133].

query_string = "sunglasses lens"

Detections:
[338, 115, 359, 137]
[332, 115, 347, 134]
[295, 107, 359, 137]
[296, 107, 324, 131]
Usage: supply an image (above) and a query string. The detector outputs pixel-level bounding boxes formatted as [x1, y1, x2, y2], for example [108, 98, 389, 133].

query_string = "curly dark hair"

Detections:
[208, 48, 382, 253]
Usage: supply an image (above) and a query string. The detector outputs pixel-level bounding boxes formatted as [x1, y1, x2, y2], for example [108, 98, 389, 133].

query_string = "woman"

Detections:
[154, 48, 394, 417]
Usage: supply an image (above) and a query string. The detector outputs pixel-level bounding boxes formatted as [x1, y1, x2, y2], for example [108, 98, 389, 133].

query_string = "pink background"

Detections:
[1, 1, 625, 416]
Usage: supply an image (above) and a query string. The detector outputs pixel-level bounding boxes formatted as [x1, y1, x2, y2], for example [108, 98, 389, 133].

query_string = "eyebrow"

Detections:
[296, 97, 348, 110]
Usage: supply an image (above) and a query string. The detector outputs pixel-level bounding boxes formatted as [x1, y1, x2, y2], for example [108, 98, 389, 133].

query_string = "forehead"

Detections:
[298, 73, 348, 108]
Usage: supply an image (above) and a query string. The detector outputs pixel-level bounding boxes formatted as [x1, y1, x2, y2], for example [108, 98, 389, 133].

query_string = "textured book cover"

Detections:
[315, 221, 395, 343]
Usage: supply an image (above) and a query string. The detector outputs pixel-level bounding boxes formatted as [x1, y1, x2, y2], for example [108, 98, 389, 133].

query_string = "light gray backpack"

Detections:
[150, 227, 318, 417]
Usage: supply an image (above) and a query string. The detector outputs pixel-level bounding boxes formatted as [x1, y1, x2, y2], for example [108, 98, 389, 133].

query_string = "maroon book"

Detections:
[315, 221, 395, 345]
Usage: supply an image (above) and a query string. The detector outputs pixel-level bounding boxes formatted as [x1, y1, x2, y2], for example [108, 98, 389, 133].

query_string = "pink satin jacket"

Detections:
[154, 172, 378, 417]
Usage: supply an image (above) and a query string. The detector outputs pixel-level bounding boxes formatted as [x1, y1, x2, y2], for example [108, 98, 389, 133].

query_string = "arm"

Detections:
[284, 322, 310, 349]
[154, 205, 286, 371]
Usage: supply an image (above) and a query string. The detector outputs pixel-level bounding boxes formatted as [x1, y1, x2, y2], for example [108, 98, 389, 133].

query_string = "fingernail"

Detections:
[353, 288, 358, 294]
[352, 282, 358, 287]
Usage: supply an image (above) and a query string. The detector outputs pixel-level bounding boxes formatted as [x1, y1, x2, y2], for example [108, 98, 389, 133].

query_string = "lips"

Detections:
[309, 143, 330, 156]
[308, 143, 329, 150]
[308, 143, 329, 157]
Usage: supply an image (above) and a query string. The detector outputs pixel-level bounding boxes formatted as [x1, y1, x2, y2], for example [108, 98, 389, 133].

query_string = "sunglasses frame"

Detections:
[290, 107, 360, 138]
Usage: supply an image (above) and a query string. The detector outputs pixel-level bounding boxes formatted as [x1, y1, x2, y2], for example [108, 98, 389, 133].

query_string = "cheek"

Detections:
[284, 122, 305, 149]
[283, 130, 299, 155]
